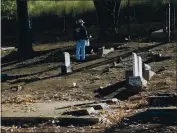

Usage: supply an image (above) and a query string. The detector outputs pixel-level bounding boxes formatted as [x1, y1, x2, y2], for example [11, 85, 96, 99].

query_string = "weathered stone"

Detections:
[102, 98, 119, 104]
[127, 76, 147, 88]
[129, 95, 143, 101]
[143, 70, 155, 81]
[83, 103, 108, 110]
[144, 63, 151, 71]
[147, 107, 177, 116]
[99, 47, 114, 57]
[62, 107, 96, 116]
[103, 48, 114, 55]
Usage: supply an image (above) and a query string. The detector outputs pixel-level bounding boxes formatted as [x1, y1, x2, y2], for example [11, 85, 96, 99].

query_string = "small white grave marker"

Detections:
[61, 52, 73, 74]
[133, 53, 138, 77]
[138, 56, 143, 78]
[64, 52, 71, 67]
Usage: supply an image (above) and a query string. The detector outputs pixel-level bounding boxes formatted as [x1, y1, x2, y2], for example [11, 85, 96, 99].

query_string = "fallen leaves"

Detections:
[24, 106, 37, 113]
[3, 95, 36, 104]
[126, 99, 148, 109]
[1, 126, 11, 132]
[11, 85, 23, 92]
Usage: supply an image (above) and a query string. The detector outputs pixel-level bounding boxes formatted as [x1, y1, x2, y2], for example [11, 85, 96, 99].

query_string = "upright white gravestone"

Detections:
[133, 53, 138, 77]
[64, 52, 70, 67]
[61, 52, 73, 74]
[127, 53, 147, 89]
[138, 56, 143, 79]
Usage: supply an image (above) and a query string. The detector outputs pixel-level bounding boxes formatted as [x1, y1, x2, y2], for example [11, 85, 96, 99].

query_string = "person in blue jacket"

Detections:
[74, 19, 89, 62]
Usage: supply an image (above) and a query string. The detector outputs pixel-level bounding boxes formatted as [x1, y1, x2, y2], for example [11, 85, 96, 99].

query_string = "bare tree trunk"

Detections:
[16, 0, 33, 57]
[114, 0, 121, 33]
[63, 15, 66, 32]
[93, 0, 122, 43]
[127, 0, 131, 39]
[93, 0, 110, 44]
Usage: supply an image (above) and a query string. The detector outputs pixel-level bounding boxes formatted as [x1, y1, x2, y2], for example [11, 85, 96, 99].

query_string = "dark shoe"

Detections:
[81, 60, 86, 63]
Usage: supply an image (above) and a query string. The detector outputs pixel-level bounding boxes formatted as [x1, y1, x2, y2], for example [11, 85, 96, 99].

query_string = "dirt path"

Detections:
[2, 101, 94, 117]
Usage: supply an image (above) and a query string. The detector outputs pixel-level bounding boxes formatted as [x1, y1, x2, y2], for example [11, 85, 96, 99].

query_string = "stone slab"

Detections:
[148, 95, 177, 106]
[127, 76, 147, 88]
[129, 95, 144, 101]
[2, 101, 94, 118]
[99, 47, 114, 57]
[62, 107, 96, 116]
[83, 103, 108, 110]
[103, 48, 114, 55]
[143, 70, 155, 81]
[101, 98, 119, 104]
[147, 107, 177, 116]
[103, 87, 127, 99]
[143, 63, 151, 71]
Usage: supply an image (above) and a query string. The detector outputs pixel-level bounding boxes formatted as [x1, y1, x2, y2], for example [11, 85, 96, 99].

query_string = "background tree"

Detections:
[16, 0, 33, 57]
[93, 0, 121, 43]
[1, 0, 16, 19]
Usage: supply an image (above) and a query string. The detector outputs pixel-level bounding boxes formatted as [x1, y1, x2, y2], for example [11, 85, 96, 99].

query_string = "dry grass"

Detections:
[33, 41, 75, 51]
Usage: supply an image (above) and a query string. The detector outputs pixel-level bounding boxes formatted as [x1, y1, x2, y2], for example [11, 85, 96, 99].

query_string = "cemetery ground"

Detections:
[1, 41, 177, 132]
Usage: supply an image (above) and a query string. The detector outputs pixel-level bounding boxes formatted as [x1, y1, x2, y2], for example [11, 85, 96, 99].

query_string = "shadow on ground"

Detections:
[1, 65, 61, 84]
[2, 42, 169, 88]
[1, 54, 101, 85]
[95, 80, 140, 100]
[2, 41, 166, 71]
[103, 109, 177, 133]
[1, 43, 103, 70]
[2, 55, 102, 86]
[1, 48, 61, 67]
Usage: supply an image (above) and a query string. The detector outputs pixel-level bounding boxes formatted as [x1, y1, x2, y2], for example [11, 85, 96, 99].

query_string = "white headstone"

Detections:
[138, 56, 143, 78]
[144, 63, 151, 71]
[64, 52, 70, 67]
[133, 53, 138, 77]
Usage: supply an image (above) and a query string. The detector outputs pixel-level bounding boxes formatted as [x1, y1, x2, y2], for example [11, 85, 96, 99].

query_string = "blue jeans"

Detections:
[76, 40, 86, 60]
